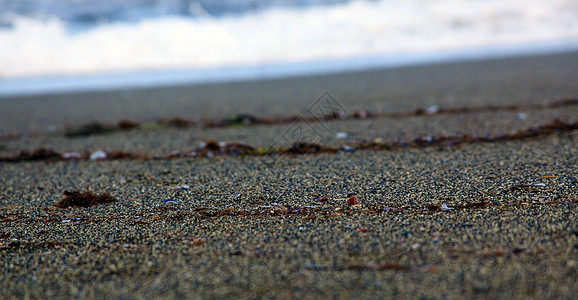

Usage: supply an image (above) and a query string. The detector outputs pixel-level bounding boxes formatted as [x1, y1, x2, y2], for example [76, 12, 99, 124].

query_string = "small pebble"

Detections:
[425, 105, 440, 115]
[63, 152, 82, 159]
[441, 204, 454, 211]
[336, 132, 348, 139]
[164, 199, 179, 206]
[89, 150, 107, 160]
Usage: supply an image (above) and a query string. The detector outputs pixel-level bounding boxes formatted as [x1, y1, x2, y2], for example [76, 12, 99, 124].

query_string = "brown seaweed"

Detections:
[2, 119, 577, 163]
[17, 148, 61, 161]
[55, 189, 117, 208]
[65, 122, 116, 137]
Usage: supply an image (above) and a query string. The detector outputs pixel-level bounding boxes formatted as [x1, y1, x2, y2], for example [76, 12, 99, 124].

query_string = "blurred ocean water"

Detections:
[0, 0, 577, 95]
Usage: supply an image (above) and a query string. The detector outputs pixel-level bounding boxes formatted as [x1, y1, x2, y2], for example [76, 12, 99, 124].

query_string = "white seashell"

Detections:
[164, 199, 179, 205]
[336, 132, 348, 139]
[63, 152, 82, 159]
[89, 150, 107, 160]
[441, 204, 454, 211]
[425, 105, 439, 114]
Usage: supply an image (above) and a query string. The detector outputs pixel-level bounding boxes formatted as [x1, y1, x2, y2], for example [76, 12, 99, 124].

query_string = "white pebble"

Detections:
[441, 204, 454, 211]
[425, 105, 439, 115]
[89, 150, 107, 160]
[164, 199, 179, 206]
[63, 152, 82, 159]
[336, 132, 348, 139]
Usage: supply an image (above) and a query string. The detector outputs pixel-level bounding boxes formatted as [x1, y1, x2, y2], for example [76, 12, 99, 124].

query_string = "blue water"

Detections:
[0, 0, 351, 28]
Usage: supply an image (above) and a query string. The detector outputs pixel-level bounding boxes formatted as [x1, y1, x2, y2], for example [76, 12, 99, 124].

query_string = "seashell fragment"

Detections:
[89, 150, 107, 160]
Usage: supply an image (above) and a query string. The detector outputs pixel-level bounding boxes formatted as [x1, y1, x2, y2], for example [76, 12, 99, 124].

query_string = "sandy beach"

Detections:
[1, 52, 577, 299]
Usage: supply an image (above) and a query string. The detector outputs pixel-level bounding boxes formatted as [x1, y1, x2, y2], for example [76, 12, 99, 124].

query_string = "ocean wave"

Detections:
[1, 0, 577, 78]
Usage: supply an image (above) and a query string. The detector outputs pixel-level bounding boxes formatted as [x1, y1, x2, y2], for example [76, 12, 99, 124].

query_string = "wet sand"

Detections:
[1, 52, 578, 299]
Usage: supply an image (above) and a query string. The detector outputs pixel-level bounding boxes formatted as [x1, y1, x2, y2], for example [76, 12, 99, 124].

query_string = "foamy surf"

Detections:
[0, 0, 577, 96]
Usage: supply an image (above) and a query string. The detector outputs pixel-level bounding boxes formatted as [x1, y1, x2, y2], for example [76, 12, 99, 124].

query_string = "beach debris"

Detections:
[195, 139, 254, 157]
[425, 105, 440, 115]
[164, 199, 179, 206]
[175, 185, 190, 190]
[17, 148, 61, 161]
[117, 119, 140, 130]
[2, 118, 578, 163]
[5, 97, 573, 146]
[190, 237, 206, 245]
[336, 132, 348, 139]
[346, 195, 362, 206]
[288, 142, 323, 154]
[357, 228, 371, 233]
[509, 183, 546, 191]
[123, 243, 138, 250]
[62, 152, 82, 159]
[428, 201, 490, 212]
[459, 201, 490, 209]
[346, 195, 360, 206]
[55, 189, 117, 208]
[351, 109, 373, 119]
[162, 117, 195, 128]
[89, 150, 107, 160]
[441, 204, 455, 211]
[331, 194, 363, 207]
[200, 97, 578, 128]
[318, 197, 329, 203]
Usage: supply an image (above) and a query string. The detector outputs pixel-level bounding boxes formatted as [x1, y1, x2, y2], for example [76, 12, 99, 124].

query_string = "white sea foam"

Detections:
[0, 0, 577, 95]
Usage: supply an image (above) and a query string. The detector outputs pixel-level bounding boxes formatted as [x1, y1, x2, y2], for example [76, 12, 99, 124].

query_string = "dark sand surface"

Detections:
[1, 52, 578, 299]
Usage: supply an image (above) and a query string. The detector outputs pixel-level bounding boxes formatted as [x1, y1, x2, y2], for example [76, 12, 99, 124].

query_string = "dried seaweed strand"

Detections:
[1, 119, 577, 163]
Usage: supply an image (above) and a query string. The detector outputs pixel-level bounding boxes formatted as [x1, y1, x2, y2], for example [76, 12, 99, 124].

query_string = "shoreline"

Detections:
[2, 50, 578, 134]
[2, 41, 578, 98]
